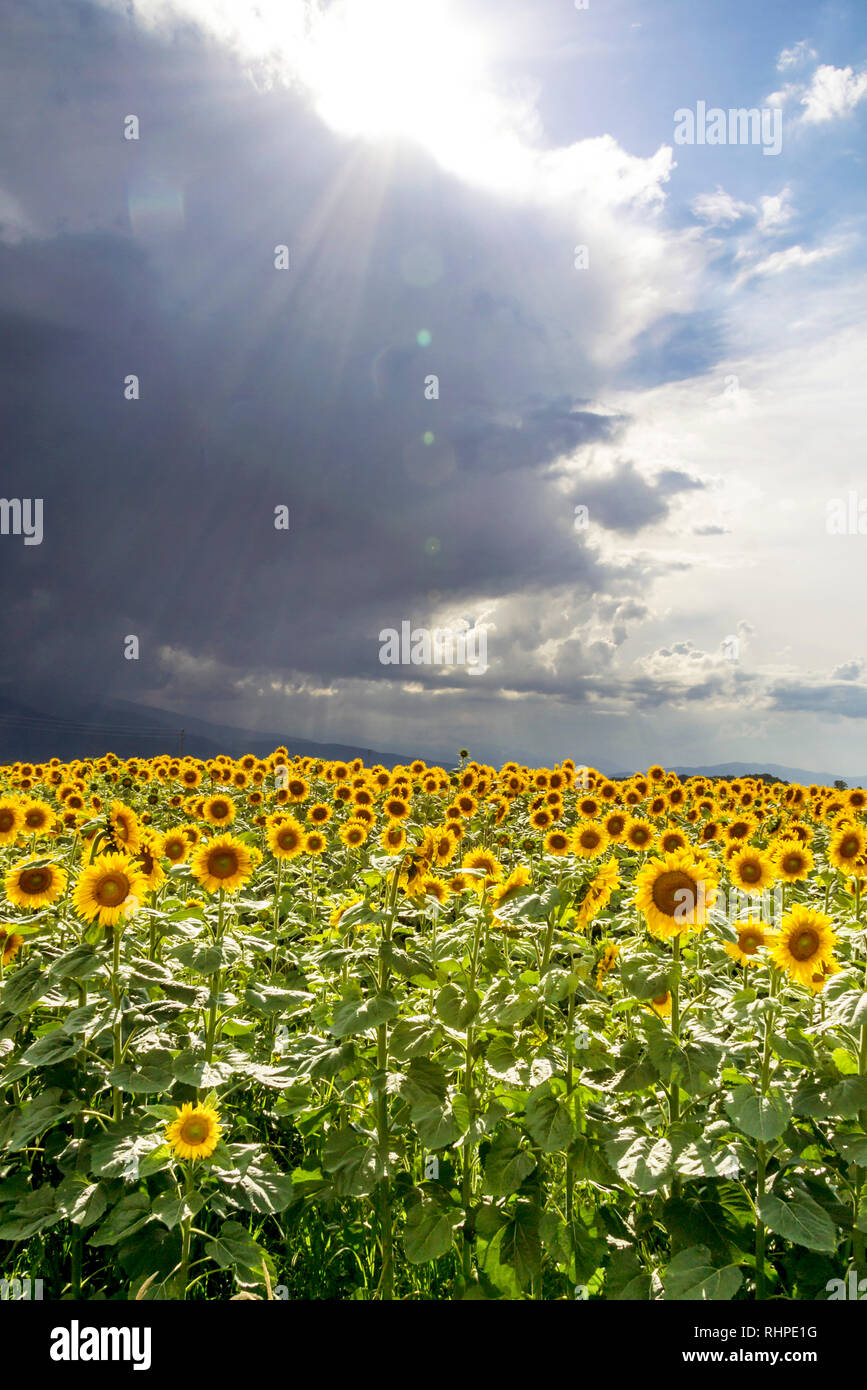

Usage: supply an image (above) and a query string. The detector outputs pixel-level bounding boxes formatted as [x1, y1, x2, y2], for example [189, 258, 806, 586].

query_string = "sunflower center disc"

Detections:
[99, 876, 127, 903]
[792, 929, 819, 961]
[651, 869, 696, 917]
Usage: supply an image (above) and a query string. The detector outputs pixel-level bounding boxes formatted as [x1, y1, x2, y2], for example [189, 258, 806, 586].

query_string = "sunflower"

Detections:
[203, 794, 236, 827]
[304, 830, 327, 855]
[165, 1101, 223, 1161]
[808, 957, 841, 994]
[634, 851, 717, 940]
[419, 874, 450, 904]
[461, 848, 503, 888]
[5, 856, 67, 909]
[724, 922, 775, 967]
[339, 820, 369, 848]
[624, 818, 656, 853]
[162, 829, 190, 863]
[330, 895, 363, 928]
[0, 929, 24, 965]
[729, 847, 776, 894]
[448, 872, 472, 894]
[0, 798, 24, 846]
[595, 942, 620, 987]
[73, 851, 147, 926]
[19, 798, 54, 837]
[529, 807, 553, 831]
[489, 863, 531, 907]
[602, 811, 627, 842]
[649, 991, 672, 1019]
[267, 816, 305, 860]
[307, 802, 332, 826]
[108, 800, 142, 855]
[771, 905, 837, 987]
[773, 839, 814, 883]
[573, 821, 609, 859]
[134, 831, 166, 892]
[190, 834, 255, 895]
[829, 822, 867, 874]
[659, 828, 688, 855]
[577, 858, 619, 929]
[545, 828, 572, 857]
[380, 823, 407, 854]
[722, 816, 756, 846]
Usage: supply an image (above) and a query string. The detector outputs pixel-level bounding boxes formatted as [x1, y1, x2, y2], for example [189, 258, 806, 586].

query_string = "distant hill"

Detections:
[612, 761, 862, 787]
[0, 691, 414, 767]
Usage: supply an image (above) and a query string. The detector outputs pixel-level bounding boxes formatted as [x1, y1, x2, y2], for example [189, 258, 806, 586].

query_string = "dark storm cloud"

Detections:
[0, 0, 707, 730]
[767, 680, 867, 718]
[570, 460, 705, 534]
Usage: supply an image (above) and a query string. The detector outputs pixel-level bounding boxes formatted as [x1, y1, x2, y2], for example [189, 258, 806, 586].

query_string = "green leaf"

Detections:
[0, 1187, 61, 1240]
[381, 940, 436, 981]
[3, 1088, 80, 1153]
[244, 985, 315, 1018]
[756, 1193, 838, 1254]
[403, 1200, 463, 1263]
[411, 1095, 463, 1150]
[329, 991, 400, 1038]
[482, 1125, 536, 1197]
[663, 1198, 735, 1263]
[18, 1029, 80, 1070]
[1, 961, 49, 1013]
[832, 1132, 867, 1165]
[152, 1189, 206, 1230]
[435, 982, 480, 1031]
[499, 1202, 541, 1288]
[171, 1049, 236, 1089]
[663, 1245, 742, 1300]
[674, 1139, 742, 1179]
[724, 1085, 791, 1141]
[89, 1126, 168, 1181]
[524, 1084, 574, 1153]
[321, 1128, 382, 1197]
[605, 1131, 674, 1193]
[568, 1134, 616, 1185]
[619, 951, 672, 1001]
[88, 1192, 155, 1247]
[219, 1153, 295, 1215]
[108, 1049, 175, 1094]
[390, 1017, 439, 1060]
[55, 1177, 108, 1229]
[204, 1219, 276, 1289]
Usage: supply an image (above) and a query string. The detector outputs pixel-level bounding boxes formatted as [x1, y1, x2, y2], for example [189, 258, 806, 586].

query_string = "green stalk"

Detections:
[111, 924, 123, 1123]
[755, 970, 776, 1298]
[205, 890, 225, 1065]
[854, 1023, 867, 1271]
[178, 1164, 196, 1300]
[374, 865, 401, 1300]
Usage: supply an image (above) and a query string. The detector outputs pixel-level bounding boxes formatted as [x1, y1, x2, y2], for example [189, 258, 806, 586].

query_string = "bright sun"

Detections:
[294, 0, 528, 191]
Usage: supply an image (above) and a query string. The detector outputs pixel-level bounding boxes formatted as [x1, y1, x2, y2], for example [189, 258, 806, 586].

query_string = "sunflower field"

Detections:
[1, 749, 867, 1302]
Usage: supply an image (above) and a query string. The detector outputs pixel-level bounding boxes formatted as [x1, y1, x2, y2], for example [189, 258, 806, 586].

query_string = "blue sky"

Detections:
[2, 0, 867, 773]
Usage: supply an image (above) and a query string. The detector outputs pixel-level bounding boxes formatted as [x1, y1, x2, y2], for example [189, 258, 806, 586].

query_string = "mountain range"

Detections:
[0, 690, 861, 785]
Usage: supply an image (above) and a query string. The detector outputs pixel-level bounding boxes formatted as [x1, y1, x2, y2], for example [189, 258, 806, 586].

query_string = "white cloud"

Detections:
[733, 240, 840, 287]
[756, 188, 794, 233]
[691, 187, 752, 226]
[777, 40, 817, 72]
[800, 64, 867, 124]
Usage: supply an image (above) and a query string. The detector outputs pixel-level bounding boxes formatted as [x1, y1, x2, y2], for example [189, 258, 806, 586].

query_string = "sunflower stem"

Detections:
[178, 1164, 196, 1300]
[205, 890, 225, 1066]
[111, 923, 123, 1123]
[374, 864, 401, 1300]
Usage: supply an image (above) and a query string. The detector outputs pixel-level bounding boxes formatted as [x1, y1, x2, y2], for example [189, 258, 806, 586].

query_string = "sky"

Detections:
[1, 0, 867, 773]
